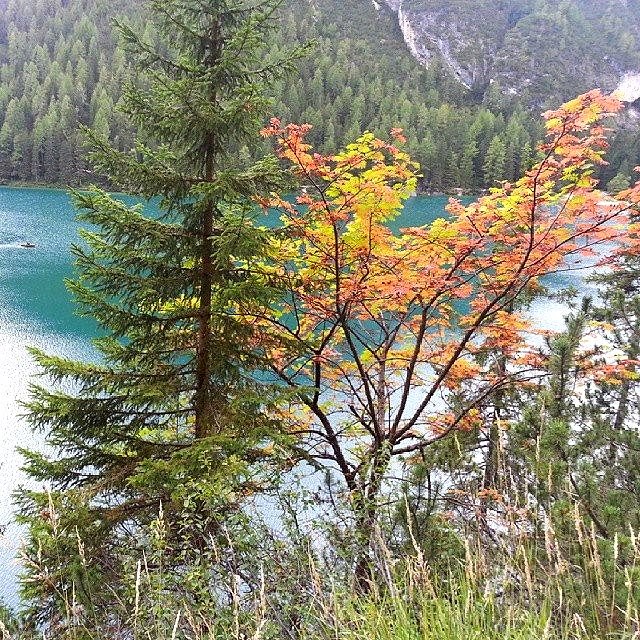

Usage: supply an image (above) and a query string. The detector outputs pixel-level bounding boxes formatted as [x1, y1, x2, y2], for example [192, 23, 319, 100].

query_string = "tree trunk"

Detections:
[194, 153, 215, 438]
[352, 444, 392, 593]
[479, 352, 506, 530]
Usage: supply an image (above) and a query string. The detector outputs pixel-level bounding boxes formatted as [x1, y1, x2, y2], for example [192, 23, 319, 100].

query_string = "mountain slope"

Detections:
[0, 0, 638, 190]
[385, 0, 640, 107]
[0, 0, 539, 190]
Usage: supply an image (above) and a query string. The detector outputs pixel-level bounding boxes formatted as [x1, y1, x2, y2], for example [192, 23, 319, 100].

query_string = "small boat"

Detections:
[20, 242, 36, 248]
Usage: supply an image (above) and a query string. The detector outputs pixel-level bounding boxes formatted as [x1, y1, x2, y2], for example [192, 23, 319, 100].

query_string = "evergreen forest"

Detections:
[2, 0, 640, 191]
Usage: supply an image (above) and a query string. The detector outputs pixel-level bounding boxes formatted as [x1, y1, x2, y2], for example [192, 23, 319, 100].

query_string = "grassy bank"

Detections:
[11, 502, 639, 640]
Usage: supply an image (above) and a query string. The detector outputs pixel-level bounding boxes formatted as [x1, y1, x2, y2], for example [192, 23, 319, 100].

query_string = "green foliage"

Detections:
[0, 0, 541, 191]
[0, 0, 137, 184]
[12, 507, 640, 639]
[506, 285, 640, 563]
[18, 0, 294, 632]
[606, 171, 632, 193]
[2, 0, 640, 191]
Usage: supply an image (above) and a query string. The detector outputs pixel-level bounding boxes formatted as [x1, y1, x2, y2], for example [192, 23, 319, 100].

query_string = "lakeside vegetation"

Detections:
[2, 1, 640, 639]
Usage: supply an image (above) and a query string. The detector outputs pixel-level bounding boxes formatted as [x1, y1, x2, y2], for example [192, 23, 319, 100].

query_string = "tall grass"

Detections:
[13, 495, 640, 640]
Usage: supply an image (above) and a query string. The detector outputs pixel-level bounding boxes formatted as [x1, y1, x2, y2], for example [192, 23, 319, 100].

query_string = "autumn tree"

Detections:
[19, 0, 297, 629]
[255, 91, 640, 586]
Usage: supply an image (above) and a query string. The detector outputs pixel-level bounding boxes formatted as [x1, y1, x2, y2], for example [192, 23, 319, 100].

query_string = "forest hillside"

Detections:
[1, 0, 639, 190]
[386, 0, 640, 106]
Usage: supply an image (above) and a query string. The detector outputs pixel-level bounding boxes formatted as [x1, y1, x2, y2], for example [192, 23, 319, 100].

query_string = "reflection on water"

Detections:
[0, 186, 97, 605]
[0, 325, 95, 604]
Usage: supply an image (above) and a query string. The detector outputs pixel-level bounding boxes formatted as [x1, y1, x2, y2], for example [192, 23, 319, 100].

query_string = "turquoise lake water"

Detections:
[0, 186, 584, 602]
[0, 187, 97, 603]
[0, 188, 464, 601]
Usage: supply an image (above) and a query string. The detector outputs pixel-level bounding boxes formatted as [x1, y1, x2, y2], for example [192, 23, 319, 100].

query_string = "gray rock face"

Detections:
[383, 0, 402, 11]
[616, 73, 640, 103]
[382, 0, 640, 106]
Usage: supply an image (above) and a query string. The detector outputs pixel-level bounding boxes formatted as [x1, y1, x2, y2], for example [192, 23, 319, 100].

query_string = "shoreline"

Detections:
[1, 180, 487, 200]
[0, 181, 132, 199]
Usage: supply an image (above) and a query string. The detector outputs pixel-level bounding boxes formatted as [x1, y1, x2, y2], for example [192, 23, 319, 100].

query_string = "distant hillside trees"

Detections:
[0, 0, 138, 183]
[0, 0, 638, 190]
[0, 0, 540, 191]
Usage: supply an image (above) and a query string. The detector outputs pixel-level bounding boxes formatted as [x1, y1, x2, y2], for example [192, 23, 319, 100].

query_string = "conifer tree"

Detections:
[580, 262, 640, 534]
[512, 287, 640, 545]
[18, 0, 296, 627]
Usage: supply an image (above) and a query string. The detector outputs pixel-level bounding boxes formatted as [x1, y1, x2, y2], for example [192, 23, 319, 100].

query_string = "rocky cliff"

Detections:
[383, 0, 640, 107]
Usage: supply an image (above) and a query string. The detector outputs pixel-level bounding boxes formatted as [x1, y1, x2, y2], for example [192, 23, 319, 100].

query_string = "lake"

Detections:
[0, 186, 586, 604]
[0, 186, 101, 604]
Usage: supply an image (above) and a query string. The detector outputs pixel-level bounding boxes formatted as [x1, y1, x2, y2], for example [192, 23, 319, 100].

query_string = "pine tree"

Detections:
[580, 261, 640, 534]
[459, 137, 479, 189]
[512, 287, 640, 544]
[18, 0, 297, 628]
[483, 134, 507, 186]
[509, 306, 591, 536]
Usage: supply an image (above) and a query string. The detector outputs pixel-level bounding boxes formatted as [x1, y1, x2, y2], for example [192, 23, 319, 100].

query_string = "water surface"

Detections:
[0, 187, 97, 602]
[0, 187, 582, 603]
